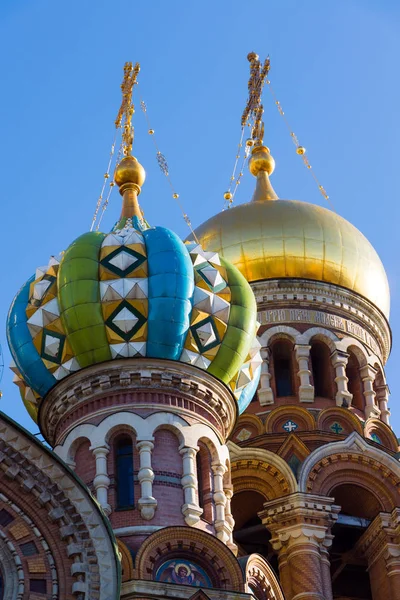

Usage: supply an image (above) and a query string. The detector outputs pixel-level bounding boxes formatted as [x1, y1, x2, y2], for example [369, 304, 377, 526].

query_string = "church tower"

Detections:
[4, 56, 400, 600]
[194, 54, 399, 600]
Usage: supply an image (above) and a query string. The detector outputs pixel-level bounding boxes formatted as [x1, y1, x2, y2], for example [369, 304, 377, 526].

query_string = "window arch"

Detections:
[115, 436, 134, 509]
[346, 351, 364, 411]
[310, 341, 334, 399]
[271, 340, 294, 397]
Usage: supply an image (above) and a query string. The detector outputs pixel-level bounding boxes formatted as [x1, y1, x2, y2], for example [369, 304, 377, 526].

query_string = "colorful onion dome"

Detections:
[7, 156, 261, 423]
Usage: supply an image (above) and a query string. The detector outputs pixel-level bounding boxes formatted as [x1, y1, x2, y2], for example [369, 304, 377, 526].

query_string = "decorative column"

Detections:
[376, 384, 390, 425]
[358, 509, 400, 600]
[259, 493, 340, 600]
[331, 350, 353, 408]
[212, 461, 230, 544]
[258, 347, 274, 405]
[224, 484, 238, 555]
[136, 440, 157, 520]
[320, 545, 333, 600]
[180, 446, 203, 526]
[360, 365, 380, 419]
[91, 444, 111, 515]
[295, 345, 314, 403]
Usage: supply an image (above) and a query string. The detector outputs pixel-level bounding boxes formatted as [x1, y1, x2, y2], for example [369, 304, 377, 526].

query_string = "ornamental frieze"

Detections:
[257, 308, 381, 357]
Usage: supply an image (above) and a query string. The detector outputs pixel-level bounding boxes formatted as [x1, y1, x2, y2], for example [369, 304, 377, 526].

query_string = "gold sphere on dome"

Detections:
[248, 145, 275, 176]
[245, 138, 255, 147]
[296, 146, 306, 155]
[224, 192, 233, 201]
[192, 200, 390, 318]
[114, 155, 146, 189]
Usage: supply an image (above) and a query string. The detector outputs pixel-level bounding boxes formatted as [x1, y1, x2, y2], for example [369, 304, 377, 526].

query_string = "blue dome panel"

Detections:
[143, 227, 194, 360]
[7, 276, 56, 397]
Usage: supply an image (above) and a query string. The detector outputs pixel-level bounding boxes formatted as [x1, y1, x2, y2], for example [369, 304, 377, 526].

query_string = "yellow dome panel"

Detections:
[193, 200, 390, 318]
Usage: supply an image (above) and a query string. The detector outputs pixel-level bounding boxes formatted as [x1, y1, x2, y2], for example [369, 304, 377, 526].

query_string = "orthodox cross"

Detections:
[282, 420, 298, 433]
[330, 422, 344, 434]
[115, 62, 140, 156]
[241, 53, 270, 145]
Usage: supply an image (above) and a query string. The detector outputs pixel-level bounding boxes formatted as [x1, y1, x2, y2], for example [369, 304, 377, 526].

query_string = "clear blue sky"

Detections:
[1, 0, 399, 435]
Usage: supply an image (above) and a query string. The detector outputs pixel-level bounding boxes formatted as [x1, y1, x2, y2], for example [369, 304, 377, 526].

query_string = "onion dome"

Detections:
[7, 155, 261, 422]
[194, 145, 390, 318]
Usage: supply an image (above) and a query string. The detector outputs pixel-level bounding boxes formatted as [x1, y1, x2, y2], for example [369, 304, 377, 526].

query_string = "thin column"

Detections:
[295, 344, 314, 403]
[376, 384, 390, 425]
[224, 484, 237, 554]
[258, 347, 274, 405]
[92, 445, 111, 515]
[212, 461, 229, 544]
[360, 365, 380, 419]
[136, 440, 157, 520]
[331, 350, 353, 408]
[180, 446, 203, 526]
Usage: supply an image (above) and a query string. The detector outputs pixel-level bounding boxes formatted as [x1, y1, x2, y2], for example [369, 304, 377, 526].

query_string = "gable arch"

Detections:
[298, 432, 400, 511]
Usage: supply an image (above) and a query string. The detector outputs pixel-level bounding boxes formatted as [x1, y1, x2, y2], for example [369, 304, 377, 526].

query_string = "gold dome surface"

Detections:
[193, 199, 390, 318]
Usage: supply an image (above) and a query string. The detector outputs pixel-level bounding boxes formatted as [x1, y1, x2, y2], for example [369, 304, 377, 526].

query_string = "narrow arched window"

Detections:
[272, 340, 294, 397]
[196, 451, 204, 509]
[346, 351, 364, 411]
[310, 341, 334, 399]
[116, 436, 134, 509]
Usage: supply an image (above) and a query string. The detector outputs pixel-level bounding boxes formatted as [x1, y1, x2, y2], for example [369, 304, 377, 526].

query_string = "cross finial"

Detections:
[115, 62, 140, 156]
[241, 53, 270, 145]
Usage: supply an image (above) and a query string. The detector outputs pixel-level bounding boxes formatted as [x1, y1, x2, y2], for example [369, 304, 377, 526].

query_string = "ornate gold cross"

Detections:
[241, 53, 270, 145]
[115, 61, 140, 156]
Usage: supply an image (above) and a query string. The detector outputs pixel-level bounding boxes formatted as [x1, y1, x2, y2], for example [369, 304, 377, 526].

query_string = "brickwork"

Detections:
[74, 438, 96, 489]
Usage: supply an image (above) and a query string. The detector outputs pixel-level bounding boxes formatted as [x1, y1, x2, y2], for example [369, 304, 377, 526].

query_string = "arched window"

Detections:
[310, 341, 334, 399]
[116, 436, 134, 509]
[346, 351, 364, 411]
[196, 451, 204, 509]
[272, 340, 294, 397]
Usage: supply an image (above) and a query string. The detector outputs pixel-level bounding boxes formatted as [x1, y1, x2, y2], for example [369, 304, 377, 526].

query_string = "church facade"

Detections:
[2, 60, 399, 600]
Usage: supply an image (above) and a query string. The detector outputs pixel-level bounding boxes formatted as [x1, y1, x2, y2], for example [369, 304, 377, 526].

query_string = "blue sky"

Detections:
[1, 0, 399, 435]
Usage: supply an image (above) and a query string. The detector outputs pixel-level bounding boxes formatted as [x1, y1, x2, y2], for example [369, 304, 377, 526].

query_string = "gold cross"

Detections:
[241, 53, 270, 144]
[115, 61, 140, 155]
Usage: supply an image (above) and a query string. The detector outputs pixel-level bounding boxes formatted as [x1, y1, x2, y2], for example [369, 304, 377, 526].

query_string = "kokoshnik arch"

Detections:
[2, 55, 399, 600]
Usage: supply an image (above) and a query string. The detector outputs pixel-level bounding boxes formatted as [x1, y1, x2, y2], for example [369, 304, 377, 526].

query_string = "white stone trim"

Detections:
[298, 432, 400, 492]
[228, 442, 298, 493]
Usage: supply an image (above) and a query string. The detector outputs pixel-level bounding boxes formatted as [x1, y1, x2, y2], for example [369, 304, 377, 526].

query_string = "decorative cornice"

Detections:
[40, 359, 238, 446]
[252, 279, 391, 362]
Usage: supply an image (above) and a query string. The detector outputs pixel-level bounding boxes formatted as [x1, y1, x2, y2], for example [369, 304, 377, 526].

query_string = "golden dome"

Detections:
[193, 198, 390, 319]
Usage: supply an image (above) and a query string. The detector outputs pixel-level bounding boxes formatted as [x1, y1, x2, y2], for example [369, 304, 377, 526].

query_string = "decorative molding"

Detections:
[228, 442, 297, 496]
[0, 415, 120, 600]
[239, 553, 285, 600]
[252, 278, 391, 363]
[134, 526, 245, 591]
[41, 359, 237, 446]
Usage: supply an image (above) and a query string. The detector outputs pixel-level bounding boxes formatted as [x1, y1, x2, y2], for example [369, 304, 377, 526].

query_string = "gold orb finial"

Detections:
[114, 155, 146, 194]
[248, 145, 275, 177]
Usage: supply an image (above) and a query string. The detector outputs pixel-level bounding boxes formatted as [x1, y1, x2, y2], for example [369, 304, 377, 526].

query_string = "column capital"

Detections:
[136, 440, 154, 452]
[331, 350, 350, 367]
[360, 364, 378, 381]
[90, 443, 110, 455]
[259, 493, 340, 552]
[357, 509, 400, 567]
[294, 344, 311, 358]
[179, 446, 198, 459]
[211, 461, 227, 475]
[260, 347, 270, 361]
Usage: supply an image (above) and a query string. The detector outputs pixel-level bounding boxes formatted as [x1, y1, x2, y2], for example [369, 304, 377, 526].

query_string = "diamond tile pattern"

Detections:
[100, 225, 148, 349]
